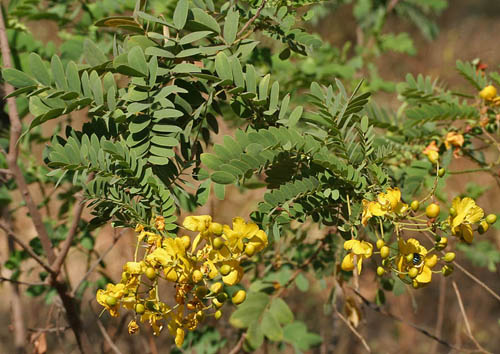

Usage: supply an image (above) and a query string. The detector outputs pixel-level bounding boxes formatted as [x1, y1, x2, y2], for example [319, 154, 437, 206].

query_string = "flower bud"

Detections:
[478, 220, 489, 234]
[213, 237, 224, 250]
[180, 235, 191, 249]
[426, 203, 440, 218]
[449, 207, 457, 217]
[210, 282, 223, 294]
[443, 252, 456, 263]
[192, 270, 203, 283]
[376, 239, 385, 249]
[380, 246, 390, 259]
[376, 266, 385, 276]
[145, 267, 156, 280]
[438, 168, 445, 177]
[135, 303, 145, 314]
[214, 310, 222, 320]
[106, 296, 117, 307]
[410, 200, 420, 211]
[195, 310, 205, 322]
[220, 264, 231, 276]
[232, 290, 247, 305]
[442, 264, 454, 276]
[486, 214, 497, 225]
[408, 268, 419, 279]
[245, 244, 256, 257]
[209, 222, 223, 235]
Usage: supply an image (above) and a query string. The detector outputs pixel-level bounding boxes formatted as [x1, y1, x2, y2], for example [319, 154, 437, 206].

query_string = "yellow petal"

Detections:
[341, 254, 355, 271]
[415, 266, 432, 284]
[425, 254, 438, 268]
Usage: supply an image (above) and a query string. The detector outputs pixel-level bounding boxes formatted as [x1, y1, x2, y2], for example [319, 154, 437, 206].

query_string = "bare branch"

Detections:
[237, 0, 267, 38]
[452, 281, 491, 354]
[334, 308, 371, 353]
[228, 333, 247, 354]
[96, 317, 124, 354]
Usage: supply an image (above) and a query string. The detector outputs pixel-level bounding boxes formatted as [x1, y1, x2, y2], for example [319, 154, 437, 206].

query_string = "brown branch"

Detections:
[0, 8, 94, 354]
[52, 172, 94, 276]
[0, 276, 46, 287]
[452, 281, 491, 354]
[453, 261, 500, 303]
[96, 317, 123, 354]
[430, 276, 446, 354]
[71, 229, 125, 297]
[334, 308, 371, 353]
[352, 289, 478, 352]
[236, 0, 267, 38]
[228, 333, 246, 354]
[0, 7, 55, 264]
[0, 222, 54, 274]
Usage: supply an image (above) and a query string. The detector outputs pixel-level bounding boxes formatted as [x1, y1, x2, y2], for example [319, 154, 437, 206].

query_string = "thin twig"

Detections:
[0, 222, 54, 274]
[52, 173, 94, 276]
[0, 276, 46, 287]
[430, 276, 446, 354]
[28, 326, 71, 333]
[453, 261, 500, 303]
[334, 308, 371, 352]
[71, 229, 126, 297]
[236, 0, 267, 37]
[228, 333, 247, 354]
[96, 318, 123, 354]
[352, 289, 477, 352]
[451, 281, 491, 354]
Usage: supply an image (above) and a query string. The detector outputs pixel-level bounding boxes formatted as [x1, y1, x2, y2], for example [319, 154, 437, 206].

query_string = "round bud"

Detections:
[438, 168, 445, 177]
[121, 272, 128, 283]
[380, 246, 390, 259]
[219, 264, 231, 276]
[376, 266, 385, 276]
[486, 214, 497, 225]
[412, 280, 419, 289]
[145, 267, 156, 280]
[442, 264, 454, 276]
[209, 222, 223, 235]
[410, 200, 420, 211]
[406, 253, 414, 263]
[245, 244, 256, 257]
[232, 290, 247, 305]
[135, 303, 145, 314]
[376, 239, 385, 249]
[213, 237, 224, 250]
[180, 235, 191, 249]
[186, 301, 196, 311]
[449, 207, 457, 217]
[479, 85, 497, 100]
[214, 310, 222, 320]
[195, 286, 208, 299]
[439, 236, 448, 247]
[426, 203, 440, 218]
[216, 293, 228, 303]
[192, 270, 203, 283]
[195, 310, 205, 322]
[478, 220, 489, 234]
[105, 296, 118, 307]
[443, 252, 456, 263]
[210, 282, 223, 294]
[212, 298, 223, 308]
[408, 268, 419, 279]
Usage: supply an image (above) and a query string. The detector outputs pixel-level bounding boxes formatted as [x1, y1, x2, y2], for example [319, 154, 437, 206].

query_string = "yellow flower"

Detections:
[341, 240, 373, 274]
[128, 320, 140, 335]
[397, 238, 437, 287]
[96, 283, 126, 317]
[448, 197, 484, 243]
[155, 215, 165, 231]
[361, 188, 407, 225]
[123, 261, 145, 275]
[183, 215, 212, 232]
[479, 85, 497, 100]
[423, 141, 439, 164]
[223, 217, 268, 254]
[444, 132, 464, 150]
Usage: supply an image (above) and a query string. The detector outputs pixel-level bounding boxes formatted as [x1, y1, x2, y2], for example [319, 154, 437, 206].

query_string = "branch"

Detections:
[52, 173, 94, 276]
[452, 281, 491, 354]
[96, 317, 123, 354]
[237, 0, 267, 38]
[228, 333, 246, 354]
[352, 289, 478, 352]
[0, 222, 54, 274]
[334, 308, 371, 352]
[0, 7, 55, 265]
[71, 229, 125, 297]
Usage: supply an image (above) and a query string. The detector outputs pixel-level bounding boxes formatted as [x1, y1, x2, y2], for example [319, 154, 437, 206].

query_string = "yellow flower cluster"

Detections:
[96, 215, 268, 347]
[342, 186, 495, 289]
[479, 85, 500, 103]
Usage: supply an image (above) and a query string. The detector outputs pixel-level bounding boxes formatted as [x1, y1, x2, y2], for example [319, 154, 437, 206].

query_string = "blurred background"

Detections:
[1, 0, 500, 353]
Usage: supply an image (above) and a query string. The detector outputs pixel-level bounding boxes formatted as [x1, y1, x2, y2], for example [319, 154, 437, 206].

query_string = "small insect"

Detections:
[412, 253, 422, 265]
